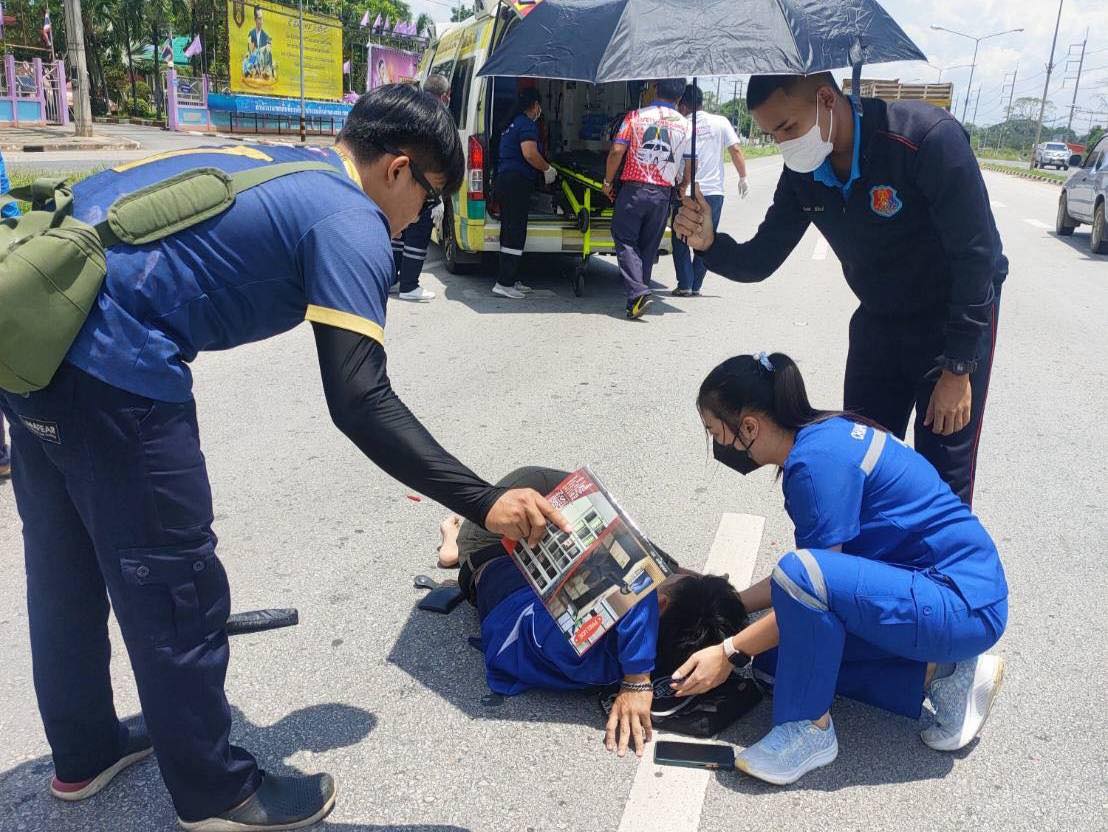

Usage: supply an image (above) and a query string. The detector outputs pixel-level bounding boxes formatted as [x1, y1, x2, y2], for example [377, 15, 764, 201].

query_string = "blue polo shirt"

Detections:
[497, 113, 541, 180]
[65, 144, 392, 403]
[782, 417, 1007, 610]
[812, 108, 862, 198]
[479, 558, 658, 696]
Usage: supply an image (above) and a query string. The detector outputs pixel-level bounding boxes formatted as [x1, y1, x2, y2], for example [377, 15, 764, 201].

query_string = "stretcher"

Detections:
[550, 155, 615, 296]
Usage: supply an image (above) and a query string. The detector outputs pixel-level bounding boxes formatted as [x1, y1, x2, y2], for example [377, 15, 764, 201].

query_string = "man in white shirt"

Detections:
[673, 84, 748, 296]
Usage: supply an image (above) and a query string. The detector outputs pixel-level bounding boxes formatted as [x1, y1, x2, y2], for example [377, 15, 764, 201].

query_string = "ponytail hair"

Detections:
[697, 352, 837, 433]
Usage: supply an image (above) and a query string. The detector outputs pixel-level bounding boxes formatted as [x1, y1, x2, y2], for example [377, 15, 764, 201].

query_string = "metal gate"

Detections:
[42, 62, 65, 124]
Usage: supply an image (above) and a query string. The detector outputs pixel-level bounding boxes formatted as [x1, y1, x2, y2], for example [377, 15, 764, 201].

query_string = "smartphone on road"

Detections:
[653, 740, 735, 771]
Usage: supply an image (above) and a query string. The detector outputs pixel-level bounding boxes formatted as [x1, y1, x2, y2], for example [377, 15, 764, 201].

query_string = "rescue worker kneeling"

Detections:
[671, 352, 1008, 785]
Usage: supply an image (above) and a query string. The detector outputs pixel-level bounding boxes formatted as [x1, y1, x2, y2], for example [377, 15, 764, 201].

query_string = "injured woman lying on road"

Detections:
[435, 466, 750, 759]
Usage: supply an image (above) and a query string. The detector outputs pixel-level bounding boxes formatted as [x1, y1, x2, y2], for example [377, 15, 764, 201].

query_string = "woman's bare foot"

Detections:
[437, 514, 463, 568]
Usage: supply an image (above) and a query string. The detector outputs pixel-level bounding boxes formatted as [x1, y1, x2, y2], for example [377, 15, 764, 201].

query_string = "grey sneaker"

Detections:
[178, 772, 336, 832]
[922, 654, 1004, 751]
[736, 718, 838, 785]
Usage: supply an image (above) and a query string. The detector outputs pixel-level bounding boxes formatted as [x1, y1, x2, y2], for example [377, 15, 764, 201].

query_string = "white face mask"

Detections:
[779, 95, 834, 174]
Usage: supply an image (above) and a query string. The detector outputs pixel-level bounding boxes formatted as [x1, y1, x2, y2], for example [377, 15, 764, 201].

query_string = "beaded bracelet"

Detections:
[619, 680, 653, 693]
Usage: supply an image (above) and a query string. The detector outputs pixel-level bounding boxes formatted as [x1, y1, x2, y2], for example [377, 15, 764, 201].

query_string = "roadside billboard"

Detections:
[228, 0, 342, 100]
[368, 45, 420, 90]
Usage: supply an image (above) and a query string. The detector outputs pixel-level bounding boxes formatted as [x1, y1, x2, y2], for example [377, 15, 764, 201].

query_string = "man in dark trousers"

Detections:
[0, 86, 566, 831]
[390, 73, 452, 302]
[604, 78, 692, 319]
[675, 73, 1007, 504]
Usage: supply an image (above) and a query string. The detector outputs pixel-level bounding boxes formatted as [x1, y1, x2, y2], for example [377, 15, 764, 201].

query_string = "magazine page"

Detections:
[505, 467, 672, 656]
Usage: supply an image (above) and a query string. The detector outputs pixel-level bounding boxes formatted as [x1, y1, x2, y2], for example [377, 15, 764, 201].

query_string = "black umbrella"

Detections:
[478, 0, 926, 188]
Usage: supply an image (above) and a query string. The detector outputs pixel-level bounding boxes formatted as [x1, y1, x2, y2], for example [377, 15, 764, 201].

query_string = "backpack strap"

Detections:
[93, 160, 345, 249]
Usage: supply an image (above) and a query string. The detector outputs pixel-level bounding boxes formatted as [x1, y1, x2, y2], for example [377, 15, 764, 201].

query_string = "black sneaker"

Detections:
[179, 771, 336, 832]
[671, 288, 692, 297]
[50, 718, 154, 801]
[626, 293, 654, 319]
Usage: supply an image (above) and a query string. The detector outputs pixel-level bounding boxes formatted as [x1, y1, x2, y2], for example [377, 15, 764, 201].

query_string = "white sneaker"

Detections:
[921, 654, 1005, 751]
[513, 281, 534, 294]
[492, 283, 526, 299]
[736, 718, 839, 786]
[399, 286, 436, 302]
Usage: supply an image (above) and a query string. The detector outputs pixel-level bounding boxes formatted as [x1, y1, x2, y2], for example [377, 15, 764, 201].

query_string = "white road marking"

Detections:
[990, 200, 1007, 209]
[812, 233, 830, 261]
[617, 512, 766, 832]
[1023, 218, 1051, 230]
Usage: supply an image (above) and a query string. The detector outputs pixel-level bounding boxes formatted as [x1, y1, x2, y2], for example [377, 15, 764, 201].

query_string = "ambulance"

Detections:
[418, 0, 672, 295]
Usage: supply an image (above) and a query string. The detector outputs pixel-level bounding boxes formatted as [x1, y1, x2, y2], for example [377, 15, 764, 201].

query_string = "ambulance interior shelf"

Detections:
[487, 77, 634, 220]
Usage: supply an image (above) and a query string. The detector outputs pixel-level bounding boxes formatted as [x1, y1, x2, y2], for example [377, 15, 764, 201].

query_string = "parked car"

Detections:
[1033, 141, 1072, 170]
[1056, 135, 1108, 254]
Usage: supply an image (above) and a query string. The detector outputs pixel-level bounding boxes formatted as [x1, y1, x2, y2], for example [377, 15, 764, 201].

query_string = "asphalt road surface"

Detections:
[1, 155, 1105, 832]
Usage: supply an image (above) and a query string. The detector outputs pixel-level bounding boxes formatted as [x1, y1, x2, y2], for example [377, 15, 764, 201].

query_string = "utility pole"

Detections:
[998, 63, 1018, 151]
[1065, 31, 1087, 134]
[62, 0, 92, 137]
[715, 77, 721, 112]
[298, 0, 307, 143]
[1033, 0, 1064, 151]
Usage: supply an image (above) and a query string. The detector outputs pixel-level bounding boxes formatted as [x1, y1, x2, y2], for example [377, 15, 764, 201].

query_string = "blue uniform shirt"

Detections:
[782, 417, 1007, 610]
[65, 144, 392, 402]
[812, 108, 862, 199]
[497, 113, 540, 180]
[479, 559, 658, 696]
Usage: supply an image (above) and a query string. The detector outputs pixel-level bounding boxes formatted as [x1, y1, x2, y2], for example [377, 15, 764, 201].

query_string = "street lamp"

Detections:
[930, 25, 1024, 122]
[930, 62, 973, 83]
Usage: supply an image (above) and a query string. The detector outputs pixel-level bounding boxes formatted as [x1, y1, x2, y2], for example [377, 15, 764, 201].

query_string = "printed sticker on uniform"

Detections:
[21, 417, 61, 444]
[851, 423, 867, 440]
[869, 185, 903, 218]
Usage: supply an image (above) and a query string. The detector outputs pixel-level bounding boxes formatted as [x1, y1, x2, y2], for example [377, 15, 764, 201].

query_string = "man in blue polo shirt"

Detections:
[0, 85, 566, 832]
[675, 73, 1007, 505]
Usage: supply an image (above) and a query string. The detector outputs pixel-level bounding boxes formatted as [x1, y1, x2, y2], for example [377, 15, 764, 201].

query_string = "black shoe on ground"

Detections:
[50, 718, 154, 801]
[626, 293, 654, 319]
[179, 771, 336, 832]
[671, 288, 692, 297]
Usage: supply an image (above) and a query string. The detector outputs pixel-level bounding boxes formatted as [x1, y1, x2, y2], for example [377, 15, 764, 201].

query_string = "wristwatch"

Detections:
[721, 636, 751, 669]
[935, 355, 977, 376]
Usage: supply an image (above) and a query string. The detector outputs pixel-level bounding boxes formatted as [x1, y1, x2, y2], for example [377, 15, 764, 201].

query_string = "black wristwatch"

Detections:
[721, 637, 751, 669]
[935, 355, 977, 376]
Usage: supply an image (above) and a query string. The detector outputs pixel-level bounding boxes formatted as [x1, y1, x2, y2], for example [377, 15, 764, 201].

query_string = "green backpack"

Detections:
[0, 160, 340, 395]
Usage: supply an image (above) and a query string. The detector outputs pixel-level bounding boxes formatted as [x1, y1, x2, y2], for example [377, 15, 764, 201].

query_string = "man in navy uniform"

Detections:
[675, 73, 1006, 504]
[0, 85, 566, 831]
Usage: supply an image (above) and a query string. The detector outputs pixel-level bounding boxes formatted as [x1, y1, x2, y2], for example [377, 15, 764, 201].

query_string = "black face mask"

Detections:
[713, 436, 761, 476]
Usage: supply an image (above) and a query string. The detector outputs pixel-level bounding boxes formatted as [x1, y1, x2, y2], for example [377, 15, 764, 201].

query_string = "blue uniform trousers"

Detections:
[394, 202, 434, 292]
[760, 548, 1007, 724]
[1, 365, 259, 822]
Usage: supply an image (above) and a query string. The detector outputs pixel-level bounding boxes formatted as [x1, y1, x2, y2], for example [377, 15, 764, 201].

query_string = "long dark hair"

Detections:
[697, 352, 839, 434]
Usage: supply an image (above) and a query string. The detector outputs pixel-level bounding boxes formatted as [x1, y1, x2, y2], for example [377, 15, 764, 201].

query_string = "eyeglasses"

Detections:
[378, 143, 442, 207]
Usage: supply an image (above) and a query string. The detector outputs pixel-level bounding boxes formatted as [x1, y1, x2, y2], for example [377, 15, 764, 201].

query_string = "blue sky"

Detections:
[406, 0, 1108, 129]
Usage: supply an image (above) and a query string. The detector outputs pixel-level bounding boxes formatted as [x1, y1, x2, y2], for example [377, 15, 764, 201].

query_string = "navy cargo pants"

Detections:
[1, 364, 259, 822]
[844, 286, 1001, 506]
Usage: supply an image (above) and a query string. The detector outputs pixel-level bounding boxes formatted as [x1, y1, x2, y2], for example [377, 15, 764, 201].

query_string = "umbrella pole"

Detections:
[690, 77, 698, 196]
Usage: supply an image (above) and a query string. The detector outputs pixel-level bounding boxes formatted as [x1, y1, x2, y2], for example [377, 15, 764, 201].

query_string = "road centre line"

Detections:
[1023, 218, 1051, 230]
[617, 513, 766, 832]
[812, 233, 830, 261]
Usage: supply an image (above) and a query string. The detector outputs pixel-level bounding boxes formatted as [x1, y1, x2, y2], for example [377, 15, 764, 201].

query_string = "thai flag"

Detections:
[42, 8, 52, 47]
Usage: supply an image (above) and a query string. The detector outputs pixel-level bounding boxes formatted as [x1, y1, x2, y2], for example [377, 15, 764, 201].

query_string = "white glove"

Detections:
[543, 166, 558, 185]
[738, 177, 749, 199]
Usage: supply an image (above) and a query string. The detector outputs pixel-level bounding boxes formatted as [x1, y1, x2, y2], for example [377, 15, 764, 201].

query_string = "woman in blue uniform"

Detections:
[492, 87, 557, 299]
[672, 352, 1008, 785]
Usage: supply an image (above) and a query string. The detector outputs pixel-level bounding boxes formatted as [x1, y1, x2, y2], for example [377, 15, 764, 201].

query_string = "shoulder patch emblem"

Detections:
[869, 185, 902, 218]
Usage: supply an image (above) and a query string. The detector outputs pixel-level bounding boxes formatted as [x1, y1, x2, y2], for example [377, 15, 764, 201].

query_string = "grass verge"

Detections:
[979, 161, 1066, 184]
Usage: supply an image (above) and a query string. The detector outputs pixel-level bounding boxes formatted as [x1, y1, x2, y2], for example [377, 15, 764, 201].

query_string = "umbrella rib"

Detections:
[771, 0, 807, 74]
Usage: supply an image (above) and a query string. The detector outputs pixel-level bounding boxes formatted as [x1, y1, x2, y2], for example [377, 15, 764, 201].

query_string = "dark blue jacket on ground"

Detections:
[702, 97, 1007, 364]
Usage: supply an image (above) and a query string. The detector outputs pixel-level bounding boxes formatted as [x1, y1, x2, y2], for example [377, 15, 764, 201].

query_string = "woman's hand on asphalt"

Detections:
[671, 644, 731, 697]
[484, 488, 571, 547]
[605, 684, 653, 758]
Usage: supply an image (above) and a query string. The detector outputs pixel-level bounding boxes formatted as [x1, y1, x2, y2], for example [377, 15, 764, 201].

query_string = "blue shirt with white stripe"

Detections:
[479, 559, 658, 696]
[782, 416, 1007, 610]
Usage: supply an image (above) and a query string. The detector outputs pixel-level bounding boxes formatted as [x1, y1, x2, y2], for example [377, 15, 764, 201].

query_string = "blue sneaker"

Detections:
[735, 718, 838, 785]
[922, 654, 1004, 751]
